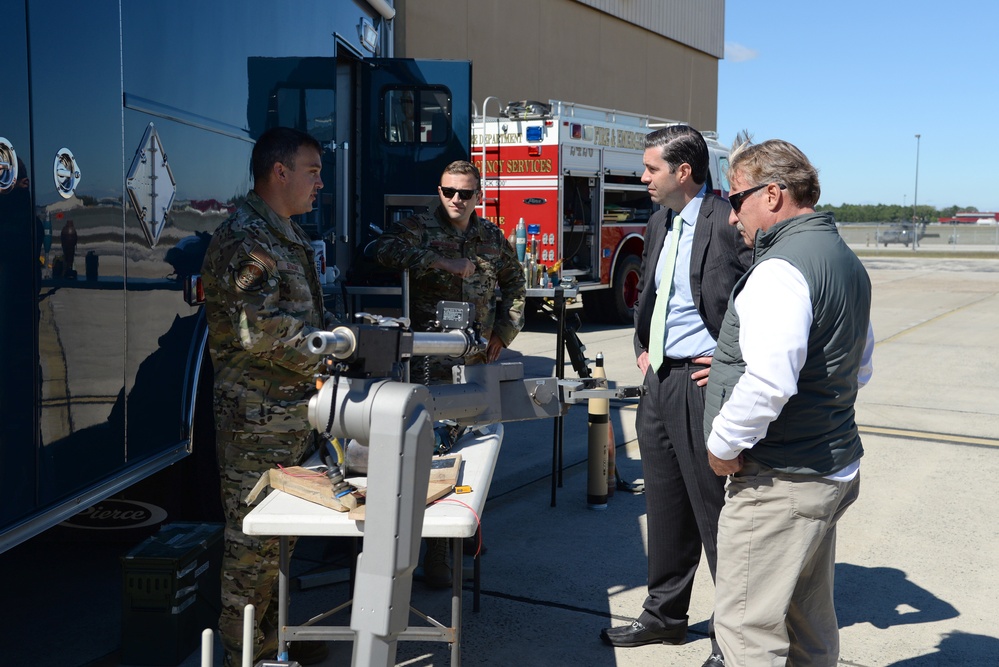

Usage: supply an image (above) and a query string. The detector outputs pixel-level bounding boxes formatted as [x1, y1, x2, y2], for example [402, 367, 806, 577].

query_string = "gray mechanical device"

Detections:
[301, 302, 569, 667]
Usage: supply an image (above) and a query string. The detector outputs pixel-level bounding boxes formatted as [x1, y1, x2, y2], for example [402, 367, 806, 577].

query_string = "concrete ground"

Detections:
[3, 255, 998, 666]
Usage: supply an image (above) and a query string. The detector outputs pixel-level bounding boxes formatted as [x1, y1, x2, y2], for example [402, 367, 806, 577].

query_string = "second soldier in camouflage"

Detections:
[375, 159, 526, 383]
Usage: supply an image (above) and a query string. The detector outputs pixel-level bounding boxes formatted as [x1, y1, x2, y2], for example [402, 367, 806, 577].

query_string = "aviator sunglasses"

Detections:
[439, 186, 479, 201]
[729, 183, 786, 213]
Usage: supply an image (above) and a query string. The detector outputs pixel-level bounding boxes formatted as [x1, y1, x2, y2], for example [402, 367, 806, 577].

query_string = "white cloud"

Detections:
[725, 42, 759, 63]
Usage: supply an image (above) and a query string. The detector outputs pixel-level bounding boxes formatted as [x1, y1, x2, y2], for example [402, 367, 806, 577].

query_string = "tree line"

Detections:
[815, 203, 978, 223]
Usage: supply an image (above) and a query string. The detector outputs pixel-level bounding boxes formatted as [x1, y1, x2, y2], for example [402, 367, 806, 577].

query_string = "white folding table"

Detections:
[242, 423, 503, 667]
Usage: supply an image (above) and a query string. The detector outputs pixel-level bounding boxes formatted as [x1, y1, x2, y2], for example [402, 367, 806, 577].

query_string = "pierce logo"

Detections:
[60, 499, 168, 530]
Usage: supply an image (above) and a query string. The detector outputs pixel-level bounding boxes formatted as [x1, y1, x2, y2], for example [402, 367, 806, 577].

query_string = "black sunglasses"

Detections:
[439, 186, 478, 201]
[729, 183, 786, 213]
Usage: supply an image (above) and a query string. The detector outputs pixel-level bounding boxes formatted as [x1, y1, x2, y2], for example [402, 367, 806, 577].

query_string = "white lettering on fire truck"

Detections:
[589, 126, 644, 149]
[478, 159, 553, 175]
[473, 132, 522, 145]
[616, 129, 644, 150]
[504, 159, 553, 174]
[593, 126, 612, 146]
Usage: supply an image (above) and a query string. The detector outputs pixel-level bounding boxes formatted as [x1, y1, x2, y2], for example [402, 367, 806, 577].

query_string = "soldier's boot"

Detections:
[422, 538, 451, 589]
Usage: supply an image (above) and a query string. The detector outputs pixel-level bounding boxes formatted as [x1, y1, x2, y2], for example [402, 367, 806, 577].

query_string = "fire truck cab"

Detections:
[472, 99, 729, 324]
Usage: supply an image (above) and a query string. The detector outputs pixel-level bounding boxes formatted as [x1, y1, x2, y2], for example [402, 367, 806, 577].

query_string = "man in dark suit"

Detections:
[600, 125, 751, 667]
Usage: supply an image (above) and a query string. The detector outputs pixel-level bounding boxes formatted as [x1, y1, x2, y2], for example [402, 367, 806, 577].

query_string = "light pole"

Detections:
[912, 134, 921, 251]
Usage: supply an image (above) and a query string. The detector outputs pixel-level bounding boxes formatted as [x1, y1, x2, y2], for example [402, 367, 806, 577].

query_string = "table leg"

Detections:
[278, 536, 290, 660]
[451, 537, 462, 667]
[473, 547, 481, 613]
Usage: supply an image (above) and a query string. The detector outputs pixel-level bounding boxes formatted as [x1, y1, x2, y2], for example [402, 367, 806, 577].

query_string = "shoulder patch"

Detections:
[247, 244, 278, 275]
[232, 243, 278, 292]
[233, 257, 269, 292]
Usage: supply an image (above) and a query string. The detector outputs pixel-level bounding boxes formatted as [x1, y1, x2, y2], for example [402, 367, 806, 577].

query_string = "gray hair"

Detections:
[729, 138, 820, 208]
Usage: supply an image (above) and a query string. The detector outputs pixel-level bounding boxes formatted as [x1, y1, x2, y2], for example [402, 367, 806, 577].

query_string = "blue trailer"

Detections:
[0, 0, 470, 552]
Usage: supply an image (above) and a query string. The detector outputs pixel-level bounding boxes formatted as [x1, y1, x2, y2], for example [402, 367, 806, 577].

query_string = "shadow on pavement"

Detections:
[835, 563, 958, 629]
[885, 631, 999, 665]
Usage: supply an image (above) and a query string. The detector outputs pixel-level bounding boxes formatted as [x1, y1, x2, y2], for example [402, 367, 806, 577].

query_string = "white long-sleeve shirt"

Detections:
[706, 258, 874, 480]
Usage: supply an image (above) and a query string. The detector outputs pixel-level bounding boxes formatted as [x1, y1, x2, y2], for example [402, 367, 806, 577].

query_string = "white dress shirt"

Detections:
[707, 258, 875, 480]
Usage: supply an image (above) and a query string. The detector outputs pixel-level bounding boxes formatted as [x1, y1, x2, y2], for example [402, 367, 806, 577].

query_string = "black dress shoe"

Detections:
[701, 653, 725, 667]
[599, 620, 686, 647]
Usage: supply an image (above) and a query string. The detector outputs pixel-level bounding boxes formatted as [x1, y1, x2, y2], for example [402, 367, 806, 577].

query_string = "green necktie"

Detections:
[648, 215, 682, 373]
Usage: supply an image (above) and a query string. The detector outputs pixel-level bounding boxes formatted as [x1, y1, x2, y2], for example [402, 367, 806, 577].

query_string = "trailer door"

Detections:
[356, 59, 471, 257]
[0, 1, 36, 531]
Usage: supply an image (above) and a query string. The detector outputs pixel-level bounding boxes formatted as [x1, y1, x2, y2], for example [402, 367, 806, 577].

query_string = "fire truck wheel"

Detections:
[584, 253, 641, 324]
[610, 253, 642, 323]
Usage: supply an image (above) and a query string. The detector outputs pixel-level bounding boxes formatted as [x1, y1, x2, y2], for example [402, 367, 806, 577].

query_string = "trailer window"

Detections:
[384, 87, 451, 145]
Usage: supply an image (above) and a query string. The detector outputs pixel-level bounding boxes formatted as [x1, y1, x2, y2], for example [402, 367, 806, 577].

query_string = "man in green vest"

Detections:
[703, 139, 875, 667]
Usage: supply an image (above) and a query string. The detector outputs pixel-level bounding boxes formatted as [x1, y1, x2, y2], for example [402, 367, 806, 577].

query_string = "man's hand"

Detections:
[486, 333, 506, 362]
[690, 355, 713, 387]
[434, 257, 476, 278]
[708, 450, 744, 476]
[637, 350, 650, 375]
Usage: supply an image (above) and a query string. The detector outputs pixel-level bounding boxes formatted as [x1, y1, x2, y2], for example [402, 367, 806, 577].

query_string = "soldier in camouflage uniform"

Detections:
[375, 160, 526, 384]
[374, 160, 525, 586]
[200, 127, 336, 666]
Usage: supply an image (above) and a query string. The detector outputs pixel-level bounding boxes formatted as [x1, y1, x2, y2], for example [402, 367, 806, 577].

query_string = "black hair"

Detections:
[644, 125, 709, 185]
[251, 127, 322, 183]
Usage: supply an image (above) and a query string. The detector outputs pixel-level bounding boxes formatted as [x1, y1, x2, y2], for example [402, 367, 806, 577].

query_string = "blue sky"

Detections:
[717, 1, 999, 212]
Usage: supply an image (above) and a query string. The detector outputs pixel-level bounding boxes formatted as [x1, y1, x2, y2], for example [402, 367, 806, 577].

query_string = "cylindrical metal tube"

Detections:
[201, 629, 213, 667]
[308, 328, 357, 357]
[364, 0, 396, 20]
[309, 326, 473, 359]
[241, 604, 255, 667]
[411, 330, 474, 358]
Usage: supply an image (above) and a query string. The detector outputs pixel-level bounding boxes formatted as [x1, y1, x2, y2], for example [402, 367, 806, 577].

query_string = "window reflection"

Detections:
[384, 87, 451, 144]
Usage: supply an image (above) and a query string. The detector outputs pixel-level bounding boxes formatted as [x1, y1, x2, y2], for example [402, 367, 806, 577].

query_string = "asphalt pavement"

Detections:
[3, 255, 998, 666]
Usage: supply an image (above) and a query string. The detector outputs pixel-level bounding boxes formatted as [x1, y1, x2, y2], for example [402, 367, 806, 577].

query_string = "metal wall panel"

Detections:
[573, 0, 724, 58]
[397, 0, 722, 132]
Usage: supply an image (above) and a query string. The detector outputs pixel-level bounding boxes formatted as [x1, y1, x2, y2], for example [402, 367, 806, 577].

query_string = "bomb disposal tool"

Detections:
[302, 302, 582, 667]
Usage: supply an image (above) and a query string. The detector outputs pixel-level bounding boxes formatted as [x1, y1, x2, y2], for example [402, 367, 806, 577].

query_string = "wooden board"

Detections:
[348, 454, 462, 521]
[245, 467, 359, 513]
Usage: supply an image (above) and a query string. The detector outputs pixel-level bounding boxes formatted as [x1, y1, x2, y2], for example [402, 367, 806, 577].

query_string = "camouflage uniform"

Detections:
[375, 204, 526, 382]
[200, 191, 336, 664]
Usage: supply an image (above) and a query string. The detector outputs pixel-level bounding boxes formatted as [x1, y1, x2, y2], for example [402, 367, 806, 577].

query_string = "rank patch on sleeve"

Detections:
[233, 258, 269, 292]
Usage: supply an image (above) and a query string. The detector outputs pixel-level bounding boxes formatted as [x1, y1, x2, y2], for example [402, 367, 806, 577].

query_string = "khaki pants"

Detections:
[714, 460, 860, 667]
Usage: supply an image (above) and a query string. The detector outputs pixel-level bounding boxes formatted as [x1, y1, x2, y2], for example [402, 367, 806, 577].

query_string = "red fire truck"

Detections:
[472, 99, 730, 323]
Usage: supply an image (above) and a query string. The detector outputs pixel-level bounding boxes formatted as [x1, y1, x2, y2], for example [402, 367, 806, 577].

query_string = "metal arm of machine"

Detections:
[301, 305, 565, 666]
[559, 377, 645, 404]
